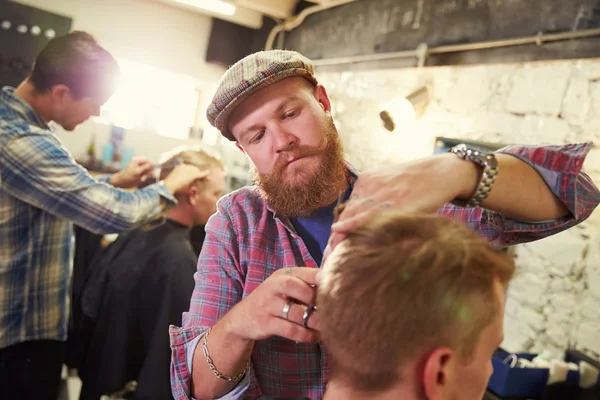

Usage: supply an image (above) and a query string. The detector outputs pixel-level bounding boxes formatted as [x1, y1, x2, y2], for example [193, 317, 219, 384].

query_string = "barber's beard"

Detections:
[252, 117, 347, 218]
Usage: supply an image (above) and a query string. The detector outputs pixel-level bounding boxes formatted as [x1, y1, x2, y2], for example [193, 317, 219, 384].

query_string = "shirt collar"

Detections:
[1, 86, 52, 130]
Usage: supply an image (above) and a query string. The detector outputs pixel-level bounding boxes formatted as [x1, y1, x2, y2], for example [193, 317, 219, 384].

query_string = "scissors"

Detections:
[152, 157, 184, 179]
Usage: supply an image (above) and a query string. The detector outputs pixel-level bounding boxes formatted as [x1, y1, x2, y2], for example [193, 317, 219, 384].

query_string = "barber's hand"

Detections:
[223, 267, 320, 343]
[110, 157, 153, 188]
[328, 154, 478, 251]
[162, 164, 209, 195]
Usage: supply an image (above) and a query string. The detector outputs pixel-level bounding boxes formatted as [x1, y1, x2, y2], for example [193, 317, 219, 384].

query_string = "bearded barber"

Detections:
[169, 50, 600, 400]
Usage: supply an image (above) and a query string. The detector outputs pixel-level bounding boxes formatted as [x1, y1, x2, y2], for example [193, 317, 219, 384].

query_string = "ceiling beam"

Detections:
[151, 0, 263, 29]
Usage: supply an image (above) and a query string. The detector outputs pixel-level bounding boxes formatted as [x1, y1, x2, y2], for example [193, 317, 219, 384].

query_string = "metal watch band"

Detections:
[450, 144, 499, 208]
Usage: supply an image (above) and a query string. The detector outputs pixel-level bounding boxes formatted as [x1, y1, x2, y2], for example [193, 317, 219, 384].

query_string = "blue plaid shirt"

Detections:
[0, 87, 176, 350]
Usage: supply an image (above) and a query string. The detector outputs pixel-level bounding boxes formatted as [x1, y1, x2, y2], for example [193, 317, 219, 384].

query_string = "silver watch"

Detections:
[450, 144, 499, 207]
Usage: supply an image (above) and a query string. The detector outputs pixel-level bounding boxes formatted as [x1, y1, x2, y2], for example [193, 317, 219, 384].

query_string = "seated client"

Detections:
[318, 212, 516, 400]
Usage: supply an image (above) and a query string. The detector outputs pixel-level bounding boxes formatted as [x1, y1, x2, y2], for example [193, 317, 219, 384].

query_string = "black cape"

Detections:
[70, 220, 198, 400]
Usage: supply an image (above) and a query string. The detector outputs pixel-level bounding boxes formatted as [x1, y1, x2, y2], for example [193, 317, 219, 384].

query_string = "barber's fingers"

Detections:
[269, 297, 319, 331]
[331, 201, 392, 234]
[269, 268, 318, 306]
[136, 158, 153, 169]
[268, 317, 320, 343]
[288, 303, 319, 332]
[128, 157, 152, 173]
[274, 267, 319, 285]
[192, 168, 211, 181]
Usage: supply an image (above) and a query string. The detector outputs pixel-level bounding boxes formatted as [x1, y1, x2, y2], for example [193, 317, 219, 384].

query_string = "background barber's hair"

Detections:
[318, 212, 516, 393]
[28, 31, 119, 99]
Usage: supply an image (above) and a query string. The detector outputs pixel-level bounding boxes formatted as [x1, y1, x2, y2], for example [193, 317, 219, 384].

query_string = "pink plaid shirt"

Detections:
[170, 143, 600, 400]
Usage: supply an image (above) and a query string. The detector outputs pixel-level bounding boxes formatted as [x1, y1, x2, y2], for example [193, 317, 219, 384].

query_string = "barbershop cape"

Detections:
[70, 220, 198, 400]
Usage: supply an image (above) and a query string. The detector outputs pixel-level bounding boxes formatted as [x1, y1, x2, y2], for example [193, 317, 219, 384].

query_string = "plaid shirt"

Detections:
[0, 87, 176, 350]
[170, 142, 600, 400]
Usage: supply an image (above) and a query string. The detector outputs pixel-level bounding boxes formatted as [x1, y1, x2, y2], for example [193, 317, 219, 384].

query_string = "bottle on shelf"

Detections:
[87, 134, 96, 163]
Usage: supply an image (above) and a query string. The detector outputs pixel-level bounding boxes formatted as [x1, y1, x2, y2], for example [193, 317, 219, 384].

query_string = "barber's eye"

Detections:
[251, 131, 265, 143]
[284, 110, 297, 119]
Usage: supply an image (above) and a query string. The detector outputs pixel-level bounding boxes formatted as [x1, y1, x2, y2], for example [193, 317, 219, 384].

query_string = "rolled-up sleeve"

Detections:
[176, 334, 252, 400]
[169, 197, 248, 400]
[438, 142, 600, 248]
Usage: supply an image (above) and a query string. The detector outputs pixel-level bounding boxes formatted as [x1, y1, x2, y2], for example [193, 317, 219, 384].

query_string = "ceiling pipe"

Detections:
[311, 27, 600, 67]
[264, 0, 357, 51]
[236, 0, 296, 20]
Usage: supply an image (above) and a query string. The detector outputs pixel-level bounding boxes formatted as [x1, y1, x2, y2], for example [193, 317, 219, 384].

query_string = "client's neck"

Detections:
[324, 379, 415, 400]
[165, 207, 193, 227]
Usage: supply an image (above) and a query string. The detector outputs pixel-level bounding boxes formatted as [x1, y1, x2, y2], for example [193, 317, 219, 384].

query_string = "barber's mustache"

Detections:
[274, 136, 329, 166]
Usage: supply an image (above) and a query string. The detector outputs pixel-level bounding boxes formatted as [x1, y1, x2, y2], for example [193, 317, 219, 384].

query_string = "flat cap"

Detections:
[207, 50, 318, 141]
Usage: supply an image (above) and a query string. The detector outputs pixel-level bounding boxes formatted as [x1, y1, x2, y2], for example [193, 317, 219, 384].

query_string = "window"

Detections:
[99, 59, 200, 140]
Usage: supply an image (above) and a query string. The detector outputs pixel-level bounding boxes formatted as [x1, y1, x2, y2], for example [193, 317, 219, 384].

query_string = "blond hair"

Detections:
[318, 211, 515, 392]
[159, 146, 223, 183]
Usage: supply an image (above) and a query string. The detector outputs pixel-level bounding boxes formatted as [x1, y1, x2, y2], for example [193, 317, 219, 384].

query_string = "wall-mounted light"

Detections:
[16, 24, 28, 34]
[379, 85, 431, 132]
[172, 0, 236, 16]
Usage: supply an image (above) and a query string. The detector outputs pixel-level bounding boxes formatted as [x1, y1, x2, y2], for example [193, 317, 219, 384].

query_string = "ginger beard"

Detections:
[252, 115, 347, 218]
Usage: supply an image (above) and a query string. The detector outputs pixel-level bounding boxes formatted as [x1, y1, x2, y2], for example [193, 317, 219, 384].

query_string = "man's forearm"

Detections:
[109, 172, 131, 189]
[453, 153, 569, 221]
[191, 316, 254, 399]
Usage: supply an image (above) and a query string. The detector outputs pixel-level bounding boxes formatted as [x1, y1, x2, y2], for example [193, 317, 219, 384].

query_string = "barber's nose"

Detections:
[272, 124, 297, 152]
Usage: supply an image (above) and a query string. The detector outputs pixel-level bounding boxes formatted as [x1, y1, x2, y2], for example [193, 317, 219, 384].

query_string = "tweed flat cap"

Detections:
[207, 50, 318, 141]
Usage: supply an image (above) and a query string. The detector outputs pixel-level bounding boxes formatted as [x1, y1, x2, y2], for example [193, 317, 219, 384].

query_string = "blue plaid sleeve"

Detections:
[0, 131, 177, 234]
[95, 174, 113, 184]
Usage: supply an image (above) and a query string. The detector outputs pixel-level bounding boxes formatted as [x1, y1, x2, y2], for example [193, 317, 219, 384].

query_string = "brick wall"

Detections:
[317, 58, 600, 359]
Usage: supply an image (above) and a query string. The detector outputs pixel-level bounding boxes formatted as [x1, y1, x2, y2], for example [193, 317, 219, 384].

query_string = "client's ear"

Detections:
[187, 185, 199, 206]
[422, 347, 454, 400]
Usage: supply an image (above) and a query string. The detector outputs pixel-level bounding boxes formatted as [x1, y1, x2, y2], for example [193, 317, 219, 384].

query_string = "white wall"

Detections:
[56, 119, 206, 164]
[318, 59, 600, 360]
[13, 0, 225, 81]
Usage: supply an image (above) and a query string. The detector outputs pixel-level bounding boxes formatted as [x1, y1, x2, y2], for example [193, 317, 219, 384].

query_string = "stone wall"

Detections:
[317, 58, 600, 359]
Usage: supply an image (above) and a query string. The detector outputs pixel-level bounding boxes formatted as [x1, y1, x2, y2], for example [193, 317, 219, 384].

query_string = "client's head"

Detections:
[318, 212, 516, 400]
[160, 147, 226, 226]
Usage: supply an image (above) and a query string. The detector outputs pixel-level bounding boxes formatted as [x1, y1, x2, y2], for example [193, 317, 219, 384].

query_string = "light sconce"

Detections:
[379, 85, 431, 132]
[45, 29, 56, 39]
